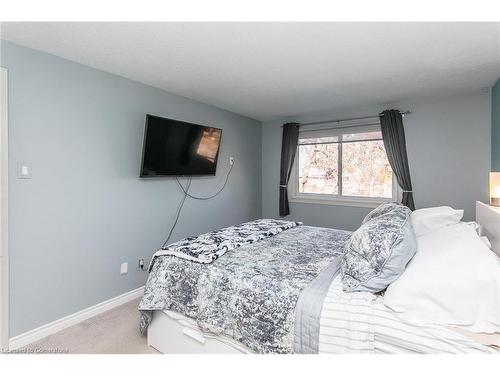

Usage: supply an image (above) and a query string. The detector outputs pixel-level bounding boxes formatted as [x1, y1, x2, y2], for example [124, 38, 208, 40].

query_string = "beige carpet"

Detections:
[23, 298, 159, 354]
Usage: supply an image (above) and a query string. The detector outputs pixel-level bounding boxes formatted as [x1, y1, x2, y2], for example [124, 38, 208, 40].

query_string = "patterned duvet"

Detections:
[139, 224, 350, 353]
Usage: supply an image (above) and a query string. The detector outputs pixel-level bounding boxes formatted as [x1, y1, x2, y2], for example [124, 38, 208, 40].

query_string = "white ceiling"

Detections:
[1, 22, 500, 121]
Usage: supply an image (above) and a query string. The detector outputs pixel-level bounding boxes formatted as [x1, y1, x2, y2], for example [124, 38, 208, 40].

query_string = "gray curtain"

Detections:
[279, 122, 300, 216]
[379, 110, 415, 210]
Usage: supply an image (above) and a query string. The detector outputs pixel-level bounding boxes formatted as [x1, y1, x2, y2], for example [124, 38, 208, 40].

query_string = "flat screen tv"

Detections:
[140, 115, 222, 177]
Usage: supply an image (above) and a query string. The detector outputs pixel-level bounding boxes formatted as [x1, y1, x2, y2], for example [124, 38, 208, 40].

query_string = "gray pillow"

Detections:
[342, 203, 416, 293]
[361, 202, 402, 224]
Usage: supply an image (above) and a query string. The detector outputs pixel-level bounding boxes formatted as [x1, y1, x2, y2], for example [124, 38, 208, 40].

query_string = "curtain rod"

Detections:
[282, 110, 412, 128]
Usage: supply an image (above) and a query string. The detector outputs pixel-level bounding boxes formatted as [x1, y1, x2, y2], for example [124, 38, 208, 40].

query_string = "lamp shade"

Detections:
[490, 172, 500, 206]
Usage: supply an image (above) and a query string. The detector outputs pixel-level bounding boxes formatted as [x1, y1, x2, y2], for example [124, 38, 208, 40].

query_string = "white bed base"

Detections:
[147, 310, 251, 354]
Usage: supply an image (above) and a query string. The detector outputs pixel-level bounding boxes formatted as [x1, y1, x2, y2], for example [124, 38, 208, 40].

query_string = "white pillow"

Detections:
[383, 222, 500, 333]
[410, 206, 464, 237]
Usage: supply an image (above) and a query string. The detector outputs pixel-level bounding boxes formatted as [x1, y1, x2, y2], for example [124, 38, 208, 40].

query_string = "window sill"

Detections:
[289, 196, 391, 209]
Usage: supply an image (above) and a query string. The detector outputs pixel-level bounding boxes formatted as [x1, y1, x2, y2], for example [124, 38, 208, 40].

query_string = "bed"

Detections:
[139, 206, 500, 354]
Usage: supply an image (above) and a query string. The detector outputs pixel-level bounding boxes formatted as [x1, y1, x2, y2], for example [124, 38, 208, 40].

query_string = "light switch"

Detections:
[120, 262, 128, 275]
[18, 162, 32, 179]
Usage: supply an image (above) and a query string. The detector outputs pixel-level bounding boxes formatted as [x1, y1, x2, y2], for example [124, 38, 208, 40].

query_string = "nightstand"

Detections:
[476, 201, 500, 257]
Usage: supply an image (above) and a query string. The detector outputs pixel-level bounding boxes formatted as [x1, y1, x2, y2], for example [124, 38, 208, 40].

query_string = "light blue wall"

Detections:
[492, 78, 500, 171]
[262, 91, 491, 229]
[1, 41, 262, 337]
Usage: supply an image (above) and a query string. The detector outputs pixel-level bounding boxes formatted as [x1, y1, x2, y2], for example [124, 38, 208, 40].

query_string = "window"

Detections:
[291, 123, 399, 207]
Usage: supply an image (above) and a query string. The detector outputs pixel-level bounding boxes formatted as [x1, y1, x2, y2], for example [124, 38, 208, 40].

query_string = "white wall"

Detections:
[262, 91, 491, 230]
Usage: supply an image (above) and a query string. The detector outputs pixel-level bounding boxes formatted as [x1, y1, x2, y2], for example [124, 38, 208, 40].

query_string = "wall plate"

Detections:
[17, 162, 32, 179]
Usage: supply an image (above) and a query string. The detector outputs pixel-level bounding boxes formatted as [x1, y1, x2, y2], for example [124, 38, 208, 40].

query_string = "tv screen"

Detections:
[140, 115, 222, 177]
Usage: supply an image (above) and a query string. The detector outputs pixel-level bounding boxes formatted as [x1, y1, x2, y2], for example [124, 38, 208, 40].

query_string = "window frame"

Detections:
[289, 121, 401, 208]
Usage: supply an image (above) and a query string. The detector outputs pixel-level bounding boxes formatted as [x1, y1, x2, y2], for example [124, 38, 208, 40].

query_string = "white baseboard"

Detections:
[8, 286, 144, 351]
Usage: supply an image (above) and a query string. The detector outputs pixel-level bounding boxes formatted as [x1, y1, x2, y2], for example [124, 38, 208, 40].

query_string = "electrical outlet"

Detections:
[138, 258, 145, 271]
[229, 156, 234, 166]
[120, 262, 128, 275]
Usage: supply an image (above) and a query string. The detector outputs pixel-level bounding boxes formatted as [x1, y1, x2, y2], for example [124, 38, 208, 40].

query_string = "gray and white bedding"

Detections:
[151, 219, 301, 265]
[319, 276, 499, 354]
[293, 257, 343, 353]
[139, 214, 500, 354]
[139, 222, 350, 353]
